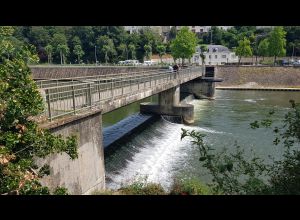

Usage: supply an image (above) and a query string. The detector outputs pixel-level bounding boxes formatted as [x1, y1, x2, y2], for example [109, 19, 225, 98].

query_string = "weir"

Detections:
[32, 65, 221, 194]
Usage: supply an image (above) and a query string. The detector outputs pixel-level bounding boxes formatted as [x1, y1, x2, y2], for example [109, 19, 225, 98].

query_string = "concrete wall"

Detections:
[141, 85, 194, 124]
[216, 66, 300, 87]
[159, 86, 180, 106]
[30, 66, 165, 79]
[36, 110, 105, 195]
[181, 78, 215, 98]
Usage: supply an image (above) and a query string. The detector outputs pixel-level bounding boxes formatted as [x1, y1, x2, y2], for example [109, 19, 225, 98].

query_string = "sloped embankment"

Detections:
[216, 66, 300, 88]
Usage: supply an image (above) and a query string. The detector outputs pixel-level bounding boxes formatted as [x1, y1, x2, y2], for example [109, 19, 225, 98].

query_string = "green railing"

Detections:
[36, 67, 202, 121]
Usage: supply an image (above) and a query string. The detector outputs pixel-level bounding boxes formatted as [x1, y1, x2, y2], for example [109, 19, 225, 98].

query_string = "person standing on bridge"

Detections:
[173, 64, 179, 73]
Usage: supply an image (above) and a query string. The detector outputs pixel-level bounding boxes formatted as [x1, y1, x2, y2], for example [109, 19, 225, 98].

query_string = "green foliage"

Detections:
[170, 178, 212, 195]
[73, 45, 84, 64]
[268, 27, 286, 64]
[119, 182, 166, 195]
[258, 38, 269, 58]
[0, 26, 78, 195]
[236, 37, 253, 65]
[143, 44, 152, 60]
[170, 27, 198, 64]
[156, 44, 166, 63]
[181, 100, 300, 195]
[128, 43, 136, 60]
[96, 35, 117, 64]
[45, 44, 53, 64]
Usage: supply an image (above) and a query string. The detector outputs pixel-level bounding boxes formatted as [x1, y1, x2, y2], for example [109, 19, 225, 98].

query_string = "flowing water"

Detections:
[103, 90, 300, 190]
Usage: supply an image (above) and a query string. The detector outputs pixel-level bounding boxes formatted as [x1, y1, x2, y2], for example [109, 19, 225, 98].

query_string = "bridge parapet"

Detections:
[36, 67, 202, 122]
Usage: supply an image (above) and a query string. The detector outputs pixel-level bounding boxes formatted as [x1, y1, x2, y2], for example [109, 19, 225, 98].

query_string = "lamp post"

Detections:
[95, 45, 98, 65]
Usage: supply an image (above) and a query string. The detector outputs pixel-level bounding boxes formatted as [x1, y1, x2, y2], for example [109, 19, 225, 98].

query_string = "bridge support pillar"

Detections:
[140, 85, 194, 124]
[181, 78, 215, 99]
[36, 110, 105, 195]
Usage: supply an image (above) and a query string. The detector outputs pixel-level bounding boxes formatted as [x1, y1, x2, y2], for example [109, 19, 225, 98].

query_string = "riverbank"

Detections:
[216, 87, 300, 91]
[215, 66, 300, 88]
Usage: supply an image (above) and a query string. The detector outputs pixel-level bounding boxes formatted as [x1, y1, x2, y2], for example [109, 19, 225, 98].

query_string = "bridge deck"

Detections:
[36, 67, 202, 121]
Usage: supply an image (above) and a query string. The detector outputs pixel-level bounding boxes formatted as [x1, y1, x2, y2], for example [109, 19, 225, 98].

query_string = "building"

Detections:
[193, 45, 238, 65]
[176, 26, 210, 33]
[175, 26, 234, 33]
[124, 26, 165, 35]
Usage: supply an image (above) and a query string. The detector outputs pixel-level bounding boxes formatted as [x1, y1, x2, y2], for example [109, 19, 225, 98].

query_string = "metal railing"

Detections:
[37, 67, 202, 121]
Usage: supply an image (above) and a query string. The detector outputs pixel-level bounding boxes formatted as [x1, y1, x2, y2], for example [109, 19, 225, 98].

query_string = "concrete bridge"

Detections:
[31, 65, 219, 194]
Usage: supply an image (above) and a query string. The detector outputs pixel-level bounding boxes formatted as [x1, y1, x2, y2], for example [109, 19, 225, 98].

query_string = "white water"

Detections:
[105, 115, 223, 190]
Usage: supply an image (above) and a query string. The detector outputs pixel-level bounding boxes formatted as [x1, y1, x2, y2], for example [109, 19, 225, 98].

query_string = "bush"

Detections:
[119, 182, 166, 195]
[170, 178, 213, 195]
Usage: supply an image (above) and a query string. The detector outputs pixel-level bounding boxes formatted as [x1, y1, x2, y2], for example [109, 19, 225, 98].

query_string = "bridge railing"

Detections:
[38, 67, 202, 121]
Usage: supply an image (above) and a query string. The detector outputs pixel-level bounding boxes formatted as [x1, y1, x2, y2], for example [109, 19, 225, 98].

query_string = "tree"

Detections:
[73, 44, 84, 64]
[144, 44, 152, 61]
[128, 43, 136, 60]
[0, 26, 78, 195]
[156, 44, 166, 63]
[170, 26, 198, 65]
[96, 35, 116, 64]
[199, 45, 208, 65]
[258, 39, 269, 60]
[56, 44, 69, 64]
[118, 43, 128, 60]
[268, 26, 286, 65]
[235, 37, 253, 65]
[45, 44, 53, 64]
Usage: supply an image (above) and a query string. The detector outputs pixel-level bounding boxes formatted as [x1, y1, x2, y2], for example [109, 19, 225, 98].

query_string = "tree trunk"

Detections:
[238, 57, 241, 66]
[255, 55, 258, 65]
[78, 55, 80, 64]
[160, 55, 162, 63]
[274, 55, 277, 66]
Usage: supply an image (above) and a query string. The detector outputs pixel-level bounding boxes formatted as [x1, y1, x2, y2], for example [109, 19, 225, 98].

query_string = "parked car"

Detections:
[143, 60, 157, 66]
[124, 60, 141, 66]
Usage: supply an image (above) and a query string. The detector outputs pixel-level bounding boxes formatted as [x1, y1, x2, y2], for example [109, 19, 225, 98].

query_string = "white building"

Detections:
[193, 45, 238, 65]
[176, 26, 234, 33]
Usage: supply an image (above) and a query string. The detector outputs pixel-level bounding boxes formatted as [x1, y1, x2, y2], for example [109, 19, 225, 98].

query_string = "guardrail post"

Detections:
[72, 85, 76, 114]
[45, 89, 52, 121]
[111, 80, 114, 99]
[88, 83, 92, 108]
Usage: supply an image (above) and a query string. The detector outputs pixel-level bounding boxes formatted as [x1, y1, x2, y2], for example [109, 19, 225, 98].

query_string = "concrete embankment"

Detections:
[30, 66, 165, 79]
[215, 66, 300, 89]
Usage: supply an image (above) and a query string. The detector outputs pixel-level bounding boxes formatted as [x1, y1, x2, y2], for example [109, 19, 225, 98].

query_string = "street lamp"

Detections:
[95, 45, 98, 65]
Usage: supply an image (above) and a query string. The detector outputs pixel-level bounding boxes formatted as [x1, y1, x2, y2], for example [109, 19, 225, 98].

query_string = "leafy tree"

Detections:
[144, 44, 152, 61]
[45, 44, 53, 64]
[96, 35, 116, 64]
[235, 37, 252, 65]
[258, 39, 269, 60]
[170, 26, 198, 64]
[73, 44, 84, 64]
[56, 44, 69, 64]
[0, 26, 78, 195]
[118, 43, 128, 60]
[156, 44, 166, 63]
[128, 43, 136, 60]
[268, 26, 286, 65]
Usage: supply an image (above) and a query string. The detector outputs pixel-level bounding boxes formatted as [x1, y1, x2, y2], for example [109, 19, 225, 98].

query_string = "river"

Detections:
[103, 90, 300, 190]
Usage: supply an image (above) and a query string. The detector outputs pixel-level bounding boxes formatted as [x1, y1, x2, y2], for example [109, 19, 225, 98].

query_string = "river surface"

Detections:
[103, 90, 300, 190]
